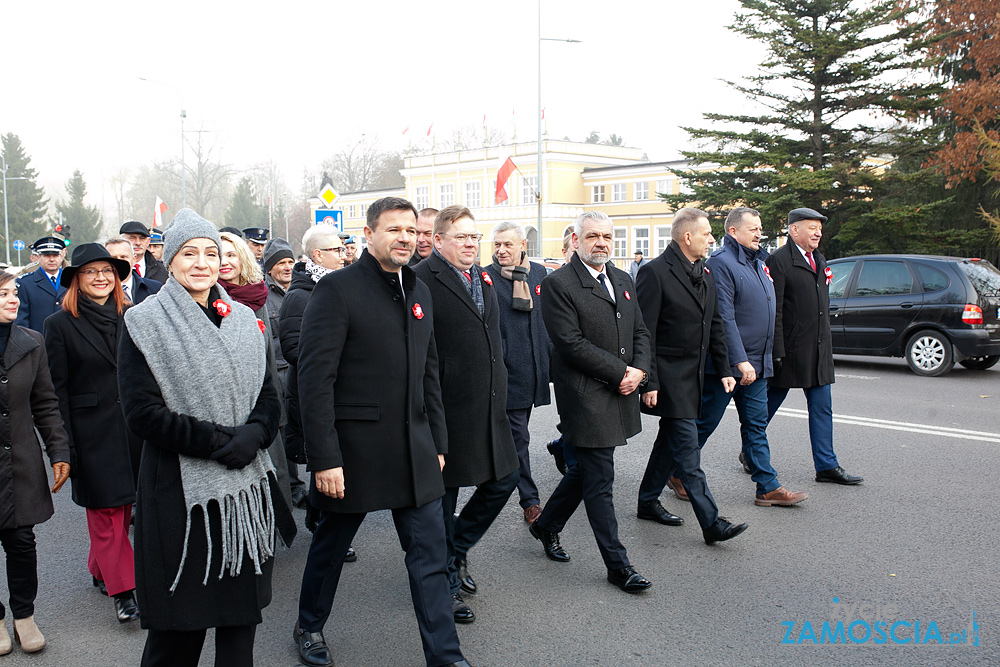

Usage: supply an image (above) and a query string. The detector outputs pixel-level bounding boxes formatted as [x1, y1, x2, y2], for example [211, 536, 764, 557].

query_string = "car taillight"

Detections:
[962, 304, 983, 324]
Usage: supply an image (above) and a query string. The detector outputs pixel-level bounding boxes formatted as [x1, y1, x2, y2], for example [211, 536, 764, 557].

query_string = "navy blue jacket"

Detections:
[14, 267, 66, 332]
[483, 261, 551, 411]
[126, 272, 162, 305]
[705, 235, 775, 378]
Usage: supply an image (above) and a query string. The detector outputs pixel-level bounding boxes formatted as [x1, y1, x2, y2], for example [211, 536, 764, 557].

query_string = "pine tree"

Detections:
[663, 0, 941, 257]
[54, 170, 102, 244]
[1, 133, 49, 248]
[224, 177, 267, 230]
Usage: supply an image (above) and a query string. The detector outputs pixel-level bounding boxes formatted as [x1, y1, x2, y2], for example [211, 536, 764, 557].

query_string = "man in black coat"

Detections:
[408, 207, 437, 267]
[293, 197, 468, 667]
[635, 208, 748, 545]
[483, 221, 551, 525]
[414, 206, 519, 625]
[13, 236, 67, 331]
[529, 211, 654, 594]
[104, 238, 161, 305]
[119, 221, 168, 284]
[765, 208, 863, 486]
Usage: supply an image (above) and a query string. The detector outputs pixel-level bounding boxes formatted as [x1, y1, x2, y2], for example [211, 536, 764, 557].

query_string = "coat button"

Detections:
[1, 411, 6, 417]
[116, 398, 121, 404]
[491, 357, 496, 363]
[3, 444, 9, 450]
[616, 312, 621, 319]
[620, 348, 626, 354]
[0, 376, 6, 384]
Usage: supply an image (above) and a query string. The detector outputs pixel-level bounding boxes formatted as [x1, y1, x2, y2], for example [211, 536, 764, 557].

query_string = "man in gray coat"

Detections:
[529, 211, 654, 594]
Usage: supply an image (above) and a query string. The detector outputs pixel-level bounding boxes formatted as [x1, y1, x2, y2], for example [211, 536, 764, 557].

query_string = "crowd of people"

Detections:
[0, 195, 862, 666]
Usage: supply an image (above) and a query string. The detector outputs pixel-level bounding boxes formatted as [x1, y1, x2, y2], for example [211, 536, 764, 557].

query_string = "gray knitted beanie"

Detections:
[163, 208, 223, 267]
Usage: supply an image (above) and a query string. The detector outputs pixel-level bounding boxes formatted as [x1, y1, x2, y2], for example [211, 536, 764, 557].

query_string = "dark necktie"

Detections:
[806, 252, 816, 272]
[50, 275, 58, 289]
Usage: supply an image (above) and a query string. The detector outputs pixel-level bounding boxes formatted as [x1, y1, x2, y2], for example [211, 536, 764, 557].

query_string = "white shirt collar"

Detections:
[582, 261, 615, 302]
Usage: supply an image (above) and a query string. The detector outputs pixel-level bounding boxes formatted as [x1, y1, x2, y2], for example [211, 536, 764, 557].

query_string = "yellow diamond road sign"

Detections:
[319, 184, 340, 207]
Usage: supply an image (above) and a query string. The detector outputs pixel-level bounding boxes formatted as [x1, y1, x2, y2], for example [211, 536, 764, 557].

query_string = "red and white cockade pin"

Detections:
[481, 271, 493, 285]
[704, 266, 711, 273]
[763, 265, 774, 282]
[824, 266, 833, 285]
[213, 299, 232, 317]
[257, 319, 266, 333]
[535, 284, 541, 295]
[412, 303, 424, 319]
[624, 290, 631, 301]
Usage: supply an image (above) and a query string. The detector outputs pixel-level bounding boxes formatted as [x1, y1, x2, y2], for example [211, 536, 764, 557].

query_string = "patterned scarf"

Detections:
[305, 258, 335, 284]
[492, 251, 532, 311]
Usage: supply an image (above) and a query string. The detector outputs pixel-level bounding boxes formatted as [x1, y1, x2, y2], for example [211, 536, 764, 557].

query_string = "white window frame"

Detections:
[414, 186, 429, 211]
[439, 183, 455, 208]
[613, 227, 627, 260]
[612, 183, 627, 202]
[634, 181, 649, 201]
[654, 225, 671, 257]
[633, 226, 650, 256]
[522, 176, 538, 206]
[591, 185, 605, 203]
[464, 181, 481, 209]
[347, 204, 356, 219]
[656, 179, 671, 196]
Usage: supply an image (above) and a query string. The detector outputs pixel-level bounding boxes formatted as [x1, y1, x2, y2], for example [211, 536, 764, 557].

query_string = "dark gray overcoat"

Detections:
[540, 253, 651, 448]
[766, 242, 836, 388]
[415, 254, 518, 488]
[0, 326, 70, 530]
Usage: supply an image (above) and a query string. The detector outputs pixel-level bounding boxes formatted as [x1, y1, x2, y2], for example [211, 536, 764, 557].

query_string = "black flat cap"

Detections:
[120, 220, 150, 237]
[787, 208, 828, 225]
[220, 227, 244, 237]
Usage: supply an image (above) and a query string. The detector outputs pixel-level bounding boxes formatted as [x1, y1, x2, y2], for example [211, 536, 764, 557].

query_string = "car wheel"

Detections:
[905, 330, 954, 376]
[959, 355, 1000, 371]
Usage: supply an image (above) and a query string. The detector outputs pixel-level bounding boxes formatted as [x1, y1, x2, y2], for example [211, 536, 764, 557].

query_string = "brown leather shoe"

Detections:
[754, 486, 808, 507]
[667, 476, 689, 502]
[523, 504, 543, 524]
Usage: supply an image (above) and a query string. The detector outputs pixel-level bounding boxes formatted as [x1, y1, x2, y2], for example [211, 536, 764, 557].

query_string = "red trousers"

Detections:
[86, 505, 135, 597]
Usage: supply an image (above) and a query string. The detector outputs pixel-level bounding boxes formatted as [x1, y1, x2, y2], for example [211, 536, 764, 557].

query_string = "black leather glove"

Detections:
[210, 423, 267, 470]
[773, 357, 783, 374]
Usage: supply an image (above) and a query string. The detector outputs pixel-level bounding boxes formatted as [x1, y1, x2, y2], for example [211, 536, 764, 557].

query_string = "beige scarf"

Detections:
[492, 251, 533, 311]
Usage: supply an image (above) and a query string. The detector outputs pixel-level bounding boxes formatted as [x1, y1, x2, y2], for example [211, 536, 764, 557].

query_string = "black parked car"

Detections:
[826, 254, 1000, 376]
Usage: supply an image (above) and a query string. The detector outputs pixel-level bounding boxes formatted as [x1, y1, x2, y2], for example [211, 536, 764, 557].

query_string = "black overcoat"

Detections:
[483, 261, 551, 410]
[117, 323, 281, 632]
[635, 247, 731, 419]
[44, 308, 139, 508]
[14, 267, 66, 332]
[277, 262, 313, 464]
[0, 326, 70, 530]
[540, 253, 651, 448]
[141, 250, 168, 284]
[297, 250, 448, 514]
[415, 254, 518, 488]
[765, 243, 835, 388]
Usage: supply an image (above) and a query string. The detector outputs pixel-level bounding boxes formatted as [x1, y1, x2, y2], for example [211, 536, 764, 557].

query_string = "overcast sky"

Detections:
[2, 0, 765, 217]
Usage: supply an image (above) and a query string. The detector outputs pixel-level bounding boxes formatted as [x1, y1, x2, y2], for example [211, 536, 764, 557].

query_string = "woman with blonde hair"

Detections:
[44, 243, 141, 623]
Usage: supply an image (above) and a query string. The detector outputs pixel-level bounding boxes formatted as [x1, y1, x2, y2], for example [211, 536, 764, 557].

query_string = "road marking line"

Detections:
[765, 406, 1000, 444]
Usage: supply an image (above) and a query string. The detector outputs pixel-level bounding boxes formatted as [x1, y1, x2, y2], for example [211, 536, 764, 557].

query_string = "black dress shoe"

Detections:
[436, 661, 473, 667]
[704, 518, 749, 545]
[816, 466, 863, 485]
[344, 545, 357, 563]
[607, 566, 652, 593]
[546, 440, 567, 475]
[451, 593, 475, 624]
[92, 576, 107, 596]
[291, 488, 309, 509]
[636, 500, 684, 526]
[454, 556, 476, 594]
[113, 592, 139, 623]
[295, 623, 334, 667]
[528, 522, 570, 562]
[738, 451, 752, 474]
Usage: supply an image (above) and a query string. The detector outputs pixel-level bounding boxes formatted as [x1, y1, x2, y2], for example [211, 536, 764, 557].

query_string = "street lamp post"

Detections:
[538, 6, 580, 258]
[138, 77, 186, 209]
[1, 155, 30, 266]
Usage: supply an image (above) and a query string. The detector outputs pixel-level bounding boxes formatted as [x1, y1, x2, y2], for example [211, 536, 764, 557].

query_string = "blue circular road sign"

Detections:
[12, 240, 25, 251]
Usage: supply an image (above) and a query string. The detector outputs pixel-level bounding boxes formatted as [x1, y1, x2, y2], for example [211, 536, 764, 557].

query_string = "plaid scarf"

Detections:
[491, 251, 532, 311]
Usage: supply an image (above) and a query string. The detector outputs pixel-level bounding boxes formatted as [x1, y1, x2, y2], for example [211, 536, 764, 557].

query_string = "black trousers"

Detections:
[508, 408, 540, 508]
[140, 625, 256, 667]
[442, 469, 519, 593]
[535, 446, 629, 569]
[0, 526, 37, 620]
[638, 417, 720, 530]
[297, 498, 463, 667]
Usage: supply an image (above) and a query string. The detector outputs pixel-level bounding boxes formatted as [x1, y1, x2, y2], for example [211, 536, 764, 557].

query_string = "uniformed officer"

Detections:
[242, 228, 270, 262]
[14, 236, 67, 331]
[148, 228, 165, 263]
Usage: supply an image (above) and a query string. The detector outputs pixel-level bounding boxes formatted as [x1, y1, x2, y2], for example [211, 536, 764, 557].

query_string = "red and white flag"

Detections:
[495, 154, 517, 205]
[153, 197, 168, 228]
[427, 123, 434, 137]
[402, 126, 409, 135]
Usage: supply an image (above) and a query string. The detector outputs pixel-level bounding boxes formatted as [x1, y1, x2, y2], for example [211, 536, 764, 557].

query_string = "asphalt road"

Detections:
[2, 354, 997, 666]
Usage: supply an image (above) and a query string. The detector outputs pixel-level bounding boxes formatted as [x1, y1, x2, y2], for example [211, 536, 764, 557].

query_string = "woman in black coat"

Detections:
[0, 271, 71, 654]
[44, 243, 140, 623]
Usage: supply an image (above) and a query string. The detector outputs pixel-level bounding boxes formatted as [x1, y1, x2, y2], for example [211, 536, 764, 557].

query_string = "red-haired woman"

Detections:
[43, 243, 140, 623]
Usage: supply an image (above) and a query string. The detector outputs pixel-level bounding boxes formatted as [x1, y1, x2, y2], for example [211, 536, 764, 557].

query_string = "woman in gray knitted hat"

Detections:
[116, 209, 287, 666]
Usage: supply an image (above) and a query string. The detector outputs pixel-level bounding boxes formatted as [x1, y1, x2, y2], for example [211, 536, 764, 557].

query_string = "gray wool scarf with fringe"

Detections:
[124, 277, 276, 593]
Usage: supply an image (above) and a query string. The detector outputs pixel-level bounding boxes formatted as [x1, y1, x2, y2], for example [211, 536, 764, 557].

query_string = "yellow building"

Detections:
[318, 141, 705, 267]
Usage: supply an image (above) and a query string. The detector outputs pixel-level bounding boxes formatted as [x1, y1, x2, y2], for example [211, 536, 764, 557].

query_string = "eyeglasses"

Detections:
[80, 268, 117, 278]
[321, 247, 346, 256]
[441, 233, 483, 244]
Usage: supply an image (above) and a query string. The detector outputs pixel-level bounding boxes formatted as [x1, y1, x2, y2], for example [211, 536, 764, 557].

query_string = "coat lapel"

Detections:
[34, 268, 57, 297]
[570, 255, 614, 305]
[67, 312, 118, 367]
[2, 326, 38, 369]
[430, 255, 483, 321]
[665, 253, 704, 311]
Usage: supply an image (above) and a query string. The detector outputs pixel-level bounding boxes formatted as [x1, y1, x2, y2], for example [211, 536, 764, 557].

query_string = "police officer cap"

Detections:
[149, 229, 164, 245]
[119, 220, 150, 237]
[220, 227, 244, 237]
[787, 208, 828, 226]
[242, 228, 269, 244]
[340, 234, 357, 245]
[33, 236, 67, 254]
